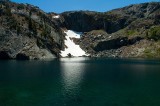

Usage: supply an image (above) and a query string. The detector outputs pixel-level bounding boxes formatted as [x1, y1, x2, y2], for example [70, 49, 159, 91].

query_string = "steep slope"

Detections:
[61, 30, 87, 57]
[0, 0, 65, 59]
[60, 2, 160, 58]
[61, 2, 160, 34]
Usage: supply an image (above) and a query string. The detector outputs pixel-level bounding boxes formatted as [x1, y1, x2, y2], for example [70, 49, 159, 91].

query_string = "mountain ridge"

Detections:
[0, 0, 160, 59]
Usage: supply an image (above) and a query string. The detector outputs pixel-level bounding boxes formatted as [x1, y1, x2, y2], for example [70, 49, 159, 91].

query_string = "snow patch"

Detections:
[120, 40, 123, 42]
[61, 30, 87, 57]
[52, 15, 60, 19]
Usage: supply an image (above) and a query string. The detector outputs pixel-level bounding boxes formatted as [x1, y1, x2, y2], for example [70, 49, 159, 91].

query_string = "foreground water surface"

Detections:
[0, 58, 160, 106]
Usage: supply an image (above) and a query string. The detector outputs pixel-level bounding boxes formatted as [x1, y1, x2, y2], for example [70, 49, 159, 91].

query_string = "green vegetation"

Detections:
[17, 5, 25, 10]
[30, 8, 37, 13]
[144, 48, 160, 58]
[31, 21, 37, 35]
[88, 30, 107, 35]
[37, 39, 45, 48]
[118, 28, 138, 37]
[143, 41, 160, 58]
[41, 24, 51, 39]
[146, 26, 160, 41]
[157, 48, 160, 56]
[143, 48, 155, 58]
[41, 28, 48, 38]
[28, 17, 37, 35]
[126, 29, 137, 36]
[5, 8, 11, 16]
[8, 17, 18, 30]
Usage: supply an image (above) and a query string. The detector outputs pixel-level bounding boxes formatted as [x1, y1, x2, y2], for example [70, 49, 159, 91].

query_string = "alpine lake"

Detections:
[0, 57, 160, 106]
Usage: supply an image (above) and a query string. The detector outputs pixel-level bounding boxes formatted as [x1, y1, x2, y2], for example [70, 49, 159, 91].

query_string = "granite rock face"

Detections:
[0, 0, 65, 59]
[61, 2, 160, 34]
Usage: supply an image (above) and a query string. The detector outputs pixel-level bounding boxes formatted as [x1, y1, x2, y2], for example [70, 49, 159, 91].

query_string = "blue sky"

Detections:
[11, 0, 160, 13]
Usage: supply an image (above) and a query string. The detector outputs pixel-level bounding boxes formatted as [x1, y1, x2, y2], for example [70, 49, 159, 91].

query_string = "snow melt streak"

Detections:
[61, 30, 86, 57]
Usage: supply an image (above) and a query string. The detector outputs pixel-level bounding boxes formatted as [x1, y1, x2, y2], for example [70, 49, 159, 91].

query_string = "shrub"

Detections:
[126, 30, 136, 36]
[28, 19, 37, 35]
[41, 29, 47, 38]
[146, 26, 160, 41]
[144, 49, 154, 58]
[17, 5, 24, 10]
[5, 8, 11, 16]
[41, 24, 51, 39]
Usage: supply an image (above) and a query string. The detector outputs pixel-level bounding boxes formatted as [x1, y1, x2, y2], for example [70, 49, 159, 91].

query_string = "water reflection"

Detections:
[60, 58, 86, 96]
[0, 58, 160, 106]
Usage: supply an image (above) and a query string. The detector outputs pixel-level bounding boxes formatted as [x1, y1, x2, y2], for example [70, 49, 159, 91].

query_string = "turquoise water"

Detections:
[0, 58, 160, 106]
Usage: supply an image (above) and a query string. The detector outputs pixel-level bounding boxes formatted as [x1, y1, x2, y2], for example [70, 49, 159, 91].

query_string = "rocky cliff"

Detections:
[61, 2, 160, 33]
[0, 0, 65, 59]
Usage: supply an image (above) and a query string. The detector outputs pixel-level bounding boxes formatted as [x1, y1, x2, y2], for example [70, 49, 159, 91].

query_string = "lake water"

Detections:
[0, 58, 160, 106]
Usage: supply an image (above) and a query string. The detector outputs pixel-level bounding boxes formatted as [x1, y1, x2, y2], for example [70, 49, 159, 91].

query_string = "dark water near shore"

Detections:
[0, 58, 160, 106]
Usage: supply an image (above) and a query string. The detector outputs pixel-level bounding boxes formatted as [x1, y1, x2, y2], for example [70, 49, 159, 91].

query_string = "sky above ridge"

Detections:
[11, 0, 160, 13]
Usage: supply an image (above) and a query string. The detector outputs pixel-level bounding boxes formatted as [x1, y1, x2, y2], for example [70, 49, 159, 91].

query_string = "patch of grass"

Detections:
[146, 26, 160, 41]
[124, 29, 137, 37]
[156, 48, 160, 56]
[126, 30, 136, 36]
[89, 30, 107, 35]
[143, 48, 155, 58]
[143, 44, 160, 58]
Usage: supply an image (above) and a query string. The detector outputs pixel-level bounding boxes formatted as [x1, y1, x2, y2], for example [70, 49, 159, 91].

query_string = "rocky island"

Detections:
[0, 0, 160, 59]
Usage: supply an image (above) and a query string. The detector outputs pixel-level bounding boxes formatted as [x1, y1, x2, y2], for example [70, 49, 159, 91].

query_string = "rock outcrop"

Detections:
[61, 2, 160, 34]
[0, 0, 65, 59]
